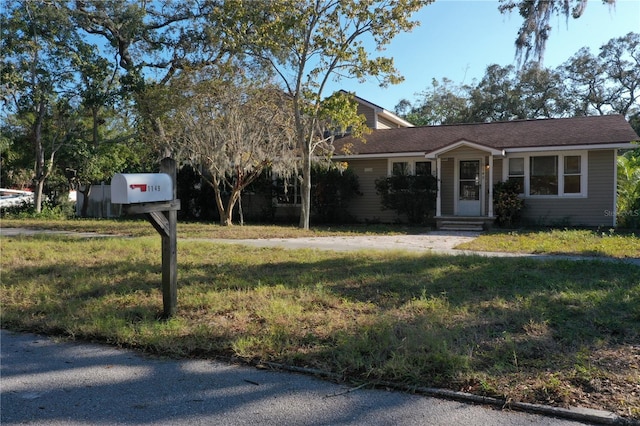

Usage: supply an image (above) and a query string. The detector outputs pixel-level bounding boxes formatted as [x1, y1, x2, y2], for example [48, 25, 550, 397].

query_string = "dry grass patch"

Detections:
[1, 233, 639, 420]
[1, 218, 430, 239]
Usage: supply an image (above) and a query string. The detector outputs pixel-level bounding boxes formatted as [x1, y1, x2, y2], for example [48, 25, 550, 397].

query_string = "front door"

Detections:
[457, 160, 481, 216]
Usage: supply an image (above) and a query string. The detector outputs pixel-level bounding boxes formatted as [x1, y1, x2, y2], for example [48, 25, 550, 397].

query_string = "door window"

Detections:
[459, 160, 480, 201]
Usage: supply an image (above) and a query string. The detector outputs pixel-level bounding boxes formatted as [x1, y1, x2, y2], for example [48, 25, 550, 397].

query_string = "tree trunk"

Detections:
[210, 182, 230, 226]
[298, 143, 312, 230]
[80, 183, 92, 217]
[33, 99, 46, 213]
[224, 190, 241, 227]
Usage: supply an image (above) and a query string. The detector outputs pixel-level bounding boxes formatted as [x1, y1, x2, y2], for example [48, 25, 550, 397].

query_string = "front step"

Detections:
[438, 221, 484, 231]
[436, 217, 494, 231]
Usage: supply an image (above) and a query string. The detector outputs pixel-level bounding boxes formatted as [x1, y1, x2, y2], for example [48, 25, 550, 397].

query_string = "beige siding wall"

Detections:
[356, 104, 377, 129]
[521, 150, 616, 227]
[489, 159, 503, 214]
[344, 150, 616, 226]
[345, 159, 397, 222]
[376, 116, 397, 129]
[440, 159, 455, 215]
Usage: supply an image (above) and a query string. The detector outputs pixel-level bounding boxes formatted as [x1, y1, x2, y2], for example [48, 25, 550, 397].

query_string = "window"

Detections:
[563, 156, 581, 194]
[508, 158, 524, 193]
[530, 156, 558, 195]
[392, 161, 409, 176]
[415, 161, 432, 176]
[505, 152, 586, 197]
[389, 159, 434, 176]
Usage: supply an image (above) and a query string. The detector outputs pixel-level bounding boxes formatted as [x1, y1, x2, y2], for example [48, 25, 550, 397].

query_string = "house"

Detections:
[333, 114, 639, 229]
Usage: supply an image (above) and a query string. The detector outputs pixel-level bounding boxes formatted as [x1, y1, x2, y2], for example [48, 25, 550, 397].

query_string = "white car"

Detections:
[0, 189, 34, 208]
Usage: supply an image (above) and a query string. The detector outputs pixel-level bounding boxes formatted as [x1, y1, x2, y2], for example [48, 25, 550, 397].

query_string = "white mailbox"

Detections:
[111, 173, 174, 204]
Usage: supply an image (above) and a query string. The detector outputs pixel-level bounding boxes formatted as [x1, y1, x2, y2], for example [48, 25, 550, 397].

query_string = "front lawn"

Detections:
[456, 229, 640, 259]
[1, 228, 638, 420]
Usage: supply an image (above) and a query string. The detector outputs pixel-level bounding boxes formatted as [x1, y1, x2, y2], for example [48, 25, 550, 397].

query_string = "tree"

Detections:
[395, 78, 470, 126]
[64, 37, 139, 216]
[177, 74, 296, 226]
[398, 63, 569, 125]
[499, 0, 616, 66]
[467, 64, 569, 122]
[561, 32, 640, 118]
[66, 0, 232, 155]
[226, 0, 430, 229]
[598, 32, 640, 117]
[617, 147, 640, 228]
[1, 0, 84, 212]
[559, 47, 609, 116]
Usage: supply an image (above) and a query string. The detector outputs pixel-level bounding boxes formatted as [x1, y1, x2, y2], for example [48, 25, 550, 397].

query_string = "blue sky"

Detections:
[326, 0, 640, 112]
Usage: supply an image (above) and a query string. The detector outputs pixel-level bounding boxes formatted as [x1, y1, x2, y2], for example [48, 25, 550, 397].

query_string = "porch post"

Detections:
[436, 157, 442, 217]
[488, 154, 494, 217]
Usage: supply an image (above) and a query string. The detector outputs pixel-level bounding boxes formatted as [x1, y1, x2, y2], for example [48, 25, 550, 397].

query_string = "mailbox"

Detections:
[111, 173, 173, 204]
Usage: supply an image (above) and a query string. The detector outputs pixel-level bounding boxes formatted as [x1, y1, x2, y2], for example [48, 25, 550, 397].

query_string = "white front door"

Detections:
[457, 160, 482, 216]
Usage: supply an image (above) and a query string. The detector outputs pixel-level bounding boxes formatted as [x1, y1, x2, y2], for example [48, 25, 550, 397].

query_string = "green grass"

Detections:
[457, 229, 640, 259]
[1, 228, 639, 419]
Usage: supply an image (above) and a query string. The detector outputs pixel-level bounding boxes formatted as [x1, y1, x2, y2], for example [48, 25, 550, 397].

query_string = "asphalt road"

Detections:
[1, 330, 600, 426]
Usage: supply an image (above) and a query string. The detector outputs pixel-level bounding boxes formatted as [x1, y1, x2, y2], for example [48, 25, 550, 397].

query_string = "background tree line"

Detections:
[394, 32, 639, 129]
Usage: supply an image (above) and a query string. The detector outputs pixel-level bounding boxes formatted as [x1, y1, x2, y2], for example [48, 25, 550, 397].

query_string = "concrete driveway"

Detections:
[200, 230, 482, 253]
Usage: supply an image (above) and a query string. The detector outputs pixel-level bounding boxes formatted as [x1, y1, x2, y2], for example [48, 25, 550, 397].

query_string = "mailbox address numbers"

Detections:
[130, 184, 162, 193]
[111, 173, 173, 204]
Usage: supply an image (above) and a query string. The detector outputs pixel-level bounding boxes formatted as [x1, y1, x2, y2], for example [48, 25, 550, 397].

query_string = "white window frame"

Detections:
[503, 150, 588, 198]
[507, 157, 525, 194]
[388, 158, 436, 176]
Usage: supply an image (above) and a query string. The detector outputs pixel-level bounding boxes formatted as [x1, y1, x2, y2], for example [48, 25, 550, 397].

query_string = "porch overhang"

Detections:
[425, 139, 505, 159]
[429, 139, 503, 223]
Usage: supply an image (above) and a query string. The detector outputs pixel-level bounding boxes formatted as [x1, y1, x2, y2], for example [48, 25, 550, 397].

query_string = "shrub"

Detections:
[493, 180, 524, 227]
[375, 172, 437, 224]
[311, 165, 361, 223]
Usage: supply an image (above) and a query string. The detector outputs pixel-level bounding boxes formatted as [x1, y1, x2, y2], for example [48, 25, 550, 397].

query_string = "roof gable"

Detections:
[425, 139, 505, 158]
[343, 90, 414, 129]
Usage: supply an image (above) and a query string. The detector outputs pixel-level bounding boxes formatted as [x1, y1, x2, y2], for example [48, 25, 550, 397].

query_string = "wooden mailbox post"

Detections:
[111, 158, 180, 318]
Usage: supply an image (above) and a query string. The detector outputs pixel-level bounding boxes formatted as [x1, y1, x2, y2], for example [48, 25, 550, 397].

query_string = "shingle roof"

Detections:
[334, 115, 639, 157]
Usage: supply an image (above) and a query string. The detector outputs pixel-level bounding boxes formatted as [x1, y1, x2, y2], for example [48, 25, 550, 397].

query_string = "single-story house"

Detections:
[333, 114, 639, 229]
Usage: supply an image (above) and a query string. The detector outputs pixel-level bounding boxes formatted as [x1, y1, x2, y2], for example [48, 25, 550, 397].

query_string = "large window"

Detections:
[530, 156, 558, 195]
[505, 152, 586, 197]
